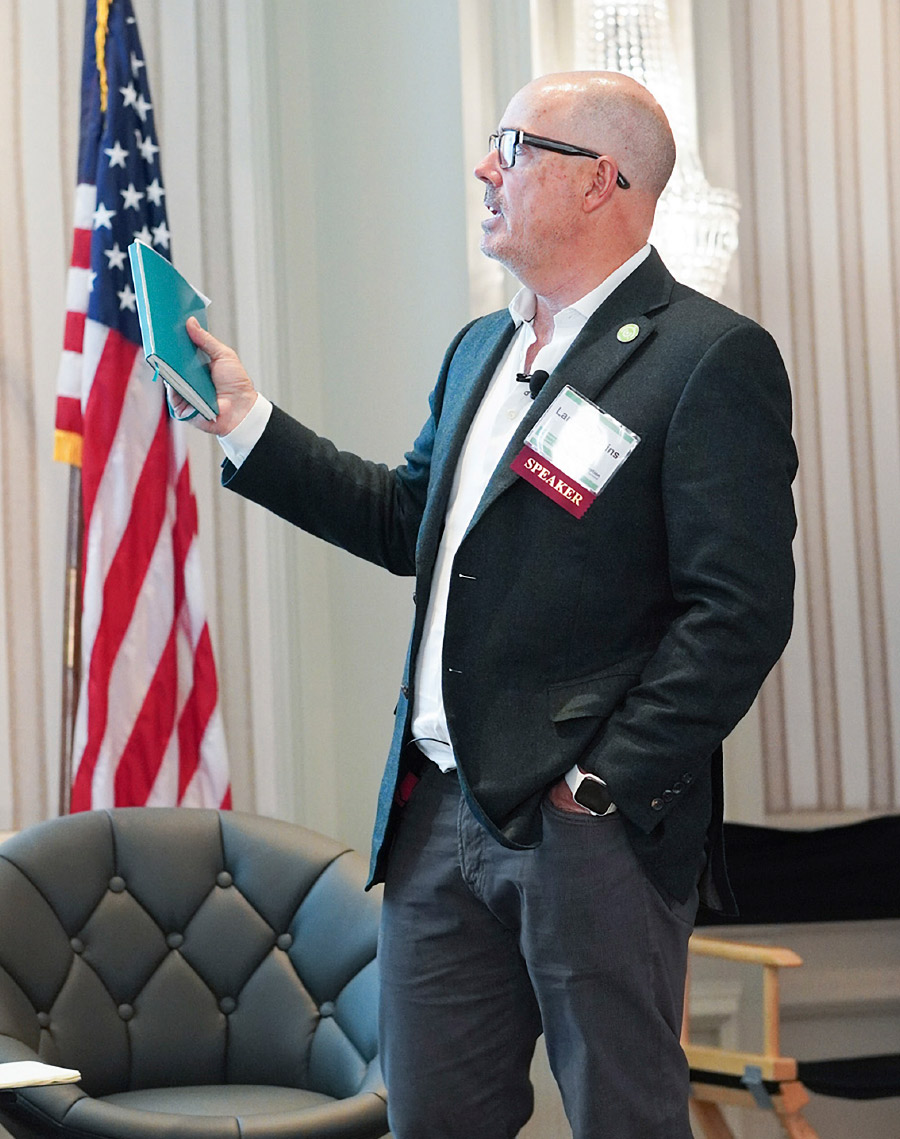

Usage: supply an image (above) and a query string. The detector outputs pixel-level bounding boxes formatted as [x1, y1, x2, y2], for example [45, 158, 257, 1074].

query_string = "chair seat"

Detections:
[103, 1085, 335, 1114]
[689, 1069, 783, 1096]
[797, 1054, 900, 1100]
[11, 1082, 389, 1139]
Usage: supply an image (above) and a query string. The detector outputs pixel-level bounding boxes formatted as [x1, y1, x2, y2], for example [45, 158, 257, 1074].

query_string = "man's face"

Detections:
[475, 85, 585, 285]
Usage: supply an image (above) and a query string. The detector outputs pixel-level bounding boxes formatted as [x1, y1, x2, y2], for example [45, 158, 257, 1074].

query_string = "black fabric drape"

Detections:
[697, 815, 900, 925]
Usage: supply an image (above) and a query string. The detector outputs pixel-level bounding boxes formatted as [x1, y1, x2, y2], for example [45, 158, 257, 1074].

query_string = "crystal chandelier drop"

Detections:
[573, 0, 739, 299]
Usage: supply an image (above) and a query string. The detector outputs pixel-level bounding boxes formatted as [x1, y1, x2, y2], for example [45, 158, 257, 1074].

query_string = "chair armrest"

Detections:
[689, 934, 803, 968]
[686, 935, 804, 1061]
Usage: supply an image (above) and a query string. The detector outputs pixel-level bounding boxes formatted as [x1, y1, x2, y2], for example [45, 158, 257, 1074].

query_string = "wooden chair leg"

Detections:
[773, 1081, 821, 1139]
[775, 1111, 820, 1139]
[689, 1099, 737, 1139]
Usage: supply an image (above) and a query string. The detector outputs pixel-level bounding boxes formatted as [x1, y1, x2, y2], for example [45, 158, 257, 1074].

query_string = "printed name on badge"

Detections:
[510, 386, 640, 518]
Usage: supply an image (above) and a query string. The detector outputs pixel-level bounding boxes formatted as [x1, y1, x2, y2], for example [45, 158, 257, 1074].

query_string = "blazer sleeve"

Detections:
[218, 320, 476, 575]
[579, 321, 797, 832]
[220, 404, 432, 576]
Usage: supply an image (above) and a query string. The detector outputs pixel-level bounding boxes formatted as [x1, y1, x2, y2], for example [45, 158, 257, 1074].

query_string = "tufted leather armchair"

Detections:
[0, 808, 387, 1138]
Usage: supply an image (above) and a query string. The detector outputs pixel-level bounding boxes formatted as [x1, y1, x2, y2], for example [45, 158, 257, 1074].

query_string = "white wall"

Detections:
[258, 0, 472, 850]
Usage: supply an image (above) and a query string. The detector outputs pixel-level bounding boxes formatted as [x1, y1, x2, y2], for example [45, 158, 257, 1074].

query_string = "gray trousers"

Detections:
[378, 763, 697, 1139]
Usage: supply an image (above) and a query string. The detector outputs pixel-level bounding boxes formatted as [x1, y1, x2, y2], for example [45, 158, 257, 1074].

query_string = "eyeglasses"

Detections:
[488, 129, 630, 189]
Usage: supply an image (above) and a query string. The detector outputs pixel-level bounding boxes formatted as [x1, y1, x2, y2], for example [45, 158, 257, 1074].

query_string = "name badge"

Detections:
[510, 385, 640, 518]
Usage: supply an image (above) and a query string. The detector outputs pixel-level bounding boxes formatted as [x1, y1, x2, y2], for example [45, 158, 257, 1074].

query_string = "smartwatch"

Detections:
[565, 766, 617, 816]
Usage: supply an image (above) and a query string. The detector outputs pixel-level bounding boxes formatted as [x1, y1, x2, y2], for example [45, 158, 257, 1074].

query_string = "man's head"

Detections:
[474, 72, 675, 302]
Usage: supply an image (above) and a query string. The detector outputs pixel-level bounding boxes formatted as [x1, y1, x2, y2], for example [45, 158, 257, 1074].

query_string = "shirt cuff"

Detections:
[216, 394, 273, 469]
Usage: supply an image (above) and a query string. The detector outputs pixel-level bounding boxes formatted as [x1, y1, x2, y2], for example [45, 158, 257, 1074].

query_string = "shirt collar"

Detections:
[507, 243, 652, 330]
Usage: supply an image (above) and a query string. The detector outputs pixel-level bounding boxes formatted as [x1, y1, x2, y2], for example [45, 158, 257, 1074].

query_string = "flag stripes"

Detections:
[58, 0, 229, 811]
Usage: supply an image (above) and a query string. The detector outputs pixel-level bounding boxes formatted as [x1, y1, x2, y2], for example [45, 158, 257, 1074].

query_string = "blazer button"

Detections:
[682, 772, 694, 785]
[673, 781, 684, 794]
[651, 797, 665, 811]
[663, 789, 675, 802]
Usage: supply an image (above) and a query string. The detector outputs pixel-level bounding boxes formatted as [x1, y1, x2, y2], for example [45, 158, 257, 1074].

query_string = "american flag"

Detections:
[55, 0, 230, 811]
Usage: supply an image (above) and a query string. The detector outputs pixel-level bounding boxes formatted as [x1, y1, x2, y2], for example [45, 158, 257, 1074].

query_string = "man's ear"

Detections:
[583, 157, 618, 213]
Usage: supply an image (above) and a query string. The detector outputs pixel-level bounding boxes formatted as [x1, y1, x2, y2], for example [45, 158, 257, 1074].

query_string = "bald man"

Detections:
[180, 72, 796, 1138]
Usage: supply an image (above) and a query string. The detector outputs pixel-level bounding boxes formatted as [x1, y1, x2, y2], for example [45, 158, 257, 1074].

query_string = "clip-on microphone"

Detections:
[515, 369, 550, 399]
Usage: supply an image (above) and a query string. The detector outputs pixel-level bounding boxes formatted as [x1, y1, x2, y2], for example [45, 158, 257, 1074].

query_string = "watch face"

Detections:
[574, 778, 613, 815]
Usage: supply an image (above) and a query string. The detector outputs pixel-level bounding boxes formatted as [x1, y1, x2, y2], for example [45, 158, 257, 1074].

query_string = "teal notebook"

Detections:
[128, 241, 218, 421]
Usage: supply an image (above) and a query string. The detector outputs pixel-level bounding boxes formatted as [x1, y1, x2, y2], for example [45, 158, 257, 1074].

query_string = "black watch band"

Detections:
[573, 776, 615, 816]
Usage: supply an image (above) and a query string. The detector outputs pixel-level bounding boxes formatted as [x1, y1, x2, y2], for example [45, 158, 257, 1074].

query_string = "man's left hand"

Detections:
[176, 317, 258, 436]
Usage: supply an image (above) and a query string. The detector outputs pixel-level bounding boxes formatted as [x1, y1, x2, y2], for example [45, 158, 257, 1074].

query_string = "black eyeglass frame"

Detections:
[489, 128, 630, 189]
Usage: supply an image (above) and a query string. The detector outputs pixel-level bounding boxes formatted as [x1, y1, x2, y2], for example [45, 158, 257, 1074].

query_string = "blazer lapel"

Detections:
[416, 311, 515, 576]
[466, 249, 676, 532]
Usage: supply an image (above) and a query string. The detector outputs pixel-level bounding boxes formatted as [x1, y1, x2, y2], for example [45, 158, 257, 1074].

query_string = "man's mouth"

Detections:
[484, 197, 502, 217]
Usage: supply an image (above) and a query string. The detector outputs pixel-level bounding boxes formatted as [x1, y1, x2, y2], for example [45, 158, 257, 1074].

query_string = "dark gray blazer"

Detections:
[224, 249, 797, 912]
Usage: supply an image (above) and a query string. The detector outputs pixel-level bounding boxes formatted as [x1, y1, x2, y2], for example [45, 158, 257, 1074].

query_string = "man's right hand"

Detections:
[174, 317, 258, 436]
[546, 774, 594, 814]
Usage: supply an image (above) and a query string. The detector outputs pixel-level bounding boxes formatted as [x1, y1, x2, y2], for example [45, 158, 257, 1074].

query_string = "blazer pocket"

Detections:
[547, 650, 654, 723]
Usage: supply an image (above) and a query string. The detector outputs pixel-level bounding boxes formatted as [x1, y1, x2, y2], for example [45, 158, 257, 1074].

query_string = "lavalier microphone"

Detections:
[515, 369, 550, 399]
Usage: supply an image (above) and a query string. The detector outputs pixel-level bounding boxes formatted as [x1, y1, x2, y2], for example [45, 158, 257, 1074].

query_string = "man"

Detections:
[178, 72, 796, 1138]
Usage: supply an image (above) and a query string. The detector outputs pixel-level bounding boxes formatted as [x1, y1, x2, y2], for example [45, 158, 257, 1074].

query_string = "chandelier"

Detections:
[573, 0, 739, 299]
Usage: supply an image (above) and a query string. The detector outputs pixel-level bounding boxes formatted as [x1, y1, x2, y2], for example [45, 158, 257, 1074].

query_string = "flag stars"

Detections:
[133, 225, 153, 245]
[104, 242, 128, 271]
[120, 182, 145, 210]
[104, 140, 129, 168]
[135, 94, 152, 122]
[135, 130, 159, 164]
[120, 82, 138, 109]
[145, 178, 166, 206]
[93, 202, 116, 229]
[152, 220, 171, 250]
[118, 283, 137, 312]
[130, 51, 145, 78]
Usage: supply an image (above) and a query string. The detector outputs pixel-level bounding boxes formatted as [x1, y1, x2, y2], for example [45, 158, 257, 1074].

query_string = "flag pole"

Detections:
[59, 465, 83, 815]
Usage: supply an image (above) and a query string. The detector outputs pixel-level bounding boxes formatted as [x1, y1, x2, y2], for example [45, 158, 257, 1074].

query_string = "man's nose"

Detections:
[474, 148, 502, 186]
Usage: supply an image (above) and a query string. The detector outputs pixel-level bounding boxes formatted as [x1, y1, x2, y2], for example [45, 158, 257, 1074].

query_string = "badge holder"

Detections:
[511, 385, 640, 517]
